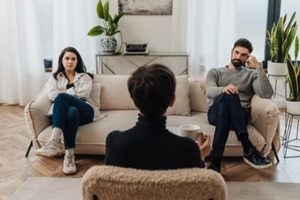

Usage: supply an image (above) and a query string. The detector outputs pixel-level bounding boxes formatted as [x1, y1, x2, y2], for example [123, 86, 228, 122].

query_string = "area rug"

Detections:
[9, 177, 300, 200]
[227, 182, 300, 200]
[9, 177, 82, 200]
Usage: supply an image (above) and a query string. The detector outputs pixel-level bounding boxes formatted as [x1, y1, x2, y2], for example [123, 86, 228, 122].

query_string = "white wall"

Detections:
[111, 0, 188, 52]
[38, 0, 189, 72]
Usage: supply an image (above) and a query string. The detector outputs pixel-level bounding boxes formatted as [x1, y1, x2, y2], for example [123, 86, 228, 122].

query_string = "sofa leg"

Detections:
[25, 140, 33, 157]
[272, 142, 279, 163]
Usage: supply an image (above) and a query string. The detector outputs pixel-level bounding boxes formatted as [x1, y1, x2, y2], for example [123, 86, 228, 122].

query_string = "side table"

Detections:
[282, 112, 300, 158]
[267, 74, 287, 99]
[267, 74, 287, 142]
[95, 51, 189, 75]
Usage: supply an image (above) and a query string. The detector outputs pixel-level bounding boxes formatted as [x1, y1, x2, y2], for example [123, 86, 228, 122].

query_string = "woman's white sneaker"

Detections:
[63, 154, 77, 175]
[36, 140, 64, 157]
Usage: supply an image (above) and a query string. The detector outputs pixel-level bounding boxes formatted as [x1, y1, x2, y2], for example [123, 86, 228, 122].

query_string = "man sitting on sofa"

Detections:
[105, 63, 212, 169]
[206, 38, 274, 173]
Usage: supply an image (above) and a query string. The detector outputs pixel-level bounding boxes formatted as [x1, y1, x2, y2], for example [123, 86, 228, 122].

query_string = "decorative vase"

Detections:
[286, 100, 300, 115]
[267, 61, 288, 76]
[100, 35, 117, 52]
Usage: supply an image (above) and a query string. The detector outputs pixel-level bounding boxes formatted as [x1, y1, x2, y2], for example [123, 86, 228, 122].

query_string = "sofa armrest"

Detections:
[24, 86, 51, 149]
[250, 95, 280, 155]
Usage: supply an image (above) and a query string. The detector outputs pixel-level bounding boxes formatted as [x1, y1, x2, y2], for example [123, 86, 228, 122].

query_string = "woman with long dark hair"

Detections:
[36, 47, 101, 175]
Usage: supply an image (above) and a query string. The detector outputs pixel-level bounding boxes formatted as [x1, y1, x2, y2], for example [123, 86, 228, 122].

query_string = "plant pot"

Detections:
[267, 61, 288, 76]
[100, 35, 117, 52]
[286, 100, 300, 115]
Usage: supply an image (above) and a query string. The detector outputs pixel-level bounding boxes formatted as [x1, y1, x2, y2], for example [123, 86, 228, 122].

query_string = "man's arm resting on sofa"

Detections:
[249, 94, 280, 155]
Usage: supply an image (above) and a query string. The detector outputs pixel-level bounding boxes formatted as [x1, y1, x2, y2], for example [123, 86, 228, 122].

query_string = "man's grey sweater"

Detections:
[206, 66, 273, 109]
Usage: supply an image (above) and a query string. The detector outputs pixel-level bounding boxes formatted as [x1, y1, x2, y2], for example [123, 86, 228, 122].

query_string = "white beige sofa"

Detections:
[24, 74, 280, 158]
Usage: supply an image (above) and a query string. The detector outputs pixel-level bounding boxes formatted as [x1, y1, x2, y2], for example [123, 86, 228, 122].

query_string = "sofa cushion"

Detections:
[94, 74, 191, 115]
[188, 76, 208, 112]
[94, 75, 137, 110]
[166, 75, 191, 116]
[90, 83, 101, 108]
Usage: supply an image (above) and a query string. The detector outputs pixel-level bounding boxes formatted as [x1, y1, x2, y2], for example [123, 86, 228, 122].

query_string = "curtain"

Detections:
[0, 0, 46, 106]
[0, 0, 100, 105]
[187, 0, 237, 76]
[52, 0, 99, 73]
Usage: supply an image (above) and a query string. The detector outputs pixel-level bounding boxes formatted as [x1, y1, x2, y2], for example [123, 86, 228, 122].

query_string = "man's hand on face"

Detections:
[246, 55, 261, 69]
[221, 84, 239, 94]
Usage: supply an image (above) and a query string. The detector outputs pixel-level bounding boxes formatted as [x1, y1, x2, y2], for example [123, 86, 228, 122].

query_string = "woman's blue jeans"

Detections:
[52, 93, 94, 149]
[207, 93, 250, 158]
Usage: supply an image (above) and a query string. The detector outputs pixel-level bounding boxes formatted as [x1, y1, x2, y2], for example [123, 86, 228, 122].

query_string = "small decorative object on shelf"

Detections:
[124, 43, 149, 55]
[101, 36, 117, 52]
[43, 59, 52, 72]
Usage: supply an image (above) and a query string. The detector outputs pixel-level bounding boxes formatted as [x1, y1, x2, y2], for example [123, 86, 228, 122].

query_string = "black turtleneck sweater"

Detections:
[105, 114, 205, 170]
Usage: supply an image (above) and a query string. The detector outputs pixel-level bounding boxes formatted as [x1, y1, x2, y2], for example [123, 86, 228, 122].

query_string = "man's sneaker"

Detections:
[36, 140, 64, 157]
[243, 147, 272, 169]
[63, 154, 77, 175]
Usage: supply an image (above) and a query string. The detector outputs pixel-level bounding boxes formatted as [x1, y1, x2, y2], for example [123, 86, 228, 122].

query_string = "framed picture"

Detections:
[118, 0, 173, 15]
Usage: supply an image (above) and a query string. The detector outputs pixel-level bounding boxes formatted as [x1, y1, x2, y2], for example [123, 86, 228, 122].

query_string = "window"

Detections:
[236, 0, 268, 62]
[281, 0, 300, 59]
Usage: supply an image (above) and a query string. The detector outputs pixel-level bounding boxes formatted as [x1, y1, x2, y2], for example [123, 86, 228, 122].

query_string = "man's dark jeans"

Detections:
[208, 93, 250, 158]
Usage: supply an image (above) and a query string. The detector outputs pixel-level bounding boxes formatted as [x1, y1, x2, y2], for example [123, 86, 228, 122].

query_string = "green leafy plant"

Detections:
[267, 12, 298, 63]
[87, 0, 124, 36]
[287, 36, 300, 101]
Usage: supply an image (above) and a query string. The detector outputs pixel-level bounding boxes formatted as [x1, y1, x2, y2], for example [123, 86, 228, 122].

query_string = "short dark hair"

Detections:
[233, 38, 253, 53]
[127, 64, 176, 117]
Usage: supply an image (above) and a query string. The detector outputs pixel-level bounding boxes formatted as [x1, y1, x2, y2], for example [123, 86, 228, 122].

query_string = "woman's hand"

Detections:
[197, 132, 212, 161]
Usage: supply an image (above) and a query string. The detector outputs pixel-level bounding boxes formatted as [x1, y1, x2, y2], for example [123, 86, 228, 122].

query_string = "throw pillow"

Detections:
[90, 83, 101, 109]
[97, 75, 137, 110]
[188, 76, 208, 112]
[166, 75, 191, 116]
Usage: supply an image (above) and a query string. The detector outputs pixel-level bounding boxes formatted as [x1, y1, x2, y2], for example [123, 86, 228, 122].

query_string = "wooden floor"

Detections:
[1, 105, 300, 199]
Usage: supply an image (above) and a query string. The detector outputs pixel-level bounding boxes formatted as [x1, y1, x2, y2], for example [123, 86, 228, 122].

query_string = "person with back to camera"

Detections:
[105, 63, 212, 169]
[36, 47, 101, 175]
[206, 38, 274, 173]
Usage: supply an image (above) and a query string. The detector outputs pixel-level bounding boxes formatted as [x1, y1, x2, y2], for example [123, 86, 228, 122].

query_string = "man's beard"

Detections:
[231, 59, 244, 67]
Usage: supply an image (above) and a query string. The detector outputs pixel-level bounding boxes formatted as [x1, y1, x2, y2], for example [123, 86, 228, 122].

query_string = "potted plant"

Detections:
[267, 11, 297, 76]
[286, 36, 300, 115]
[88, 0, 124, 52]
